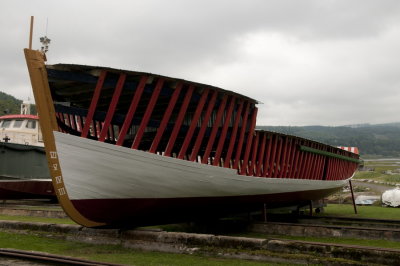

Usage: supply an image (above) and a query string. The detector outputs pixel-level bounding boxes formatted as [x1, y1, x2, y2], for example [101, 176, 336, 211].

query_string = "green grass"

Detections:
[319, 204, 400, 220]
[353, 171, 381, 179]
[354, 159, 400, 183]
[0, 231, 277, 266]
[0, 214, 75, 224]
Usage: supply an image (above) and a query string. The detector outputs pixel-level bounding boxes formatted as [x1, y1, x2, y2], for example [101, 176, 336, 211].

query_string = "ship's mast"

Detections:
[29, 16, 34, 49]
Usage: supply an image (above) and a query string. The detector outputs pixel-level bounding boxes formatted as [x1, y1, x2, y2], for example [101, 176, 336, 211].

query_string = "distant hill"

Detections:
[0, 91, 37, 115]
[258, 123, 400, 158]
[0, 91, 23, 114]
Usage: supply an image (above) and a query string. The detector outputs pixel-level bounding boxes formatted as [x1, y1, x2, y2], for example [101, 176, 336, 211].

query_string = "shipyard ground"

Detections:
[1, 200, 400, 265]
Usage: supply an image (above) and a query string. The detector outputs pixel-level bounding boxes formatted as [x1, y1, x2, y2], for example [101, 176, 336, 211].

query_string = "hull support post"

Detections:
[263, 203, 267, 222]
[349, 180, 357, 214]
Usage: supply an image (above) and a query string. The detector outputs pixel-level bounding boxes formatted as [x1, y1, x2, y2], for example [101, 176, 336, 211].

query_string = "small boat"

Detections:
[24, 48, 361, 228]
[0, 102, 54, 200]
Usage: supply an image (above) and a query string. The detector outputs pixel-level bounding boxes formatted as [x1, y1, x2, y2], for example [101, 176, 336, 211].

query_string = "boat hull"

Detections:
[0, 142, 54, 200]
[70, 187, 340, 226]
[55, 131, 347, 226]
[0, 180, 54, 200]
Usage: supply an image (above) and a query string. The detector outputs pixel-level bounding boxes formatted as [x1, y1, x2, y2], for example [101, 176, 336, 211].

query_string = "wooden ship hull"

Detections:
[24, 49, 360, 228]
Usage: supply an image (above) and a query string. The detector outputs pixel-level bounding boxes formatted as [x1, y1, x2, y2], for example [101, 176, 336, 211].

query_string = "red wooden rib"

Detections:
[314, 144, 322, 179]
[76, 116, 82, 132]
[224, 100, 244, 168]
[64, 113, 71, 128]
[109, 125, 115, 142]
[305, 143, 316, 179]
[213, 96, 236, 166]
[178, 88, 210, 160]
[164, 85, 195, 157]
[308, 143, 318, 179]
[56, 113, 64, 133]
[284, 138, 294, 178]
[287, 139, 297, 178]
[132, 78, 165, 149]
[239, 107, 258, 175]
[233, 102, 250, 169]
[265, 134, 278, 177]
[278, 137, 289, 178]
[325, 158, 330, 180]
[201, 94, 228, 164]
[317, 145, 326, 179]
[189, 90, 218, 161]
[297, 142, 308, 179]
[247, 131, 259, 175]
[99, 73, 126, 142]
[95, 121, 101, 138]
[149, 82, 183, 153]
[255, 132, 267, 176]
[292, 140, 303, 179]
[332, 158, 338, 180]
[69, 115, 76, 130]
[271, 136, 283, 177]
[116, 76, 148, 146]
[313, 144, 321, 180]
[262, 134, 273, 177]
[81, 70, 107, 138]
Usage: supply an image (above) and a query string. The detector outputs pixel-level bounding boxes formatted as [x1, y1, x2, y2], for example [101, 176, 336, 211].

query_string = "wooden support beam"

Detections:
[262, 134, 273, 177]
[212, 96, 236, 166]
[149, 82, 183, 153]
[201, 94, 228, 164]
[223, 100, 244, 168]
[265, 135, 278, 177]
[256, 132, 267, 176]
[178, 88, 210, 160]
[239, 107, 258, 175]
[270, 136, 283, 177]
[132, 78, 164, 149]
[189, 90, 218, 161]
[81, 70, 107, 138]
[116, 76, 148, 146]
[99, 73, 126, 142]
[247, 131, 259, 175]
[233, 102, 250, 170]
[164, 85, 195, 157]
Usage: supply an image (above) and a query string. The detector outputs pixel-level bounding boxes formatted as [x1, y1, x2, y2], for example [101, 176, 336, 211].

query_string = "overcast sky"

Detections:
[1, 0, 399, 126]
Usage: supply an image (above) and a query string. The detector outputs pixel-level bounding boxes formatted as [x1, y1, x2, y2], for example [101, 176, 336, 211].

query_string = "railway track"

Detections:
[261, 213, 400, 228]
[0, 248, 124, 266]
[1, 219, 400, 265]
[249, 215, 400, 242]
[296, 214, 400, 229]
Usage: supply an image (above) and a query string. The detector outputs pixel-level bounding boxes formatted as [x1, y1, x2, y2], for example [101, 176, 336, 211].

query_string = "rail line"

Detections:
[0, 248, 125, 266]
[261, 213, 400, 229]
[249, 216, 400, 242]
[1, 219, 400, 265]
[296, 214, 400, 229]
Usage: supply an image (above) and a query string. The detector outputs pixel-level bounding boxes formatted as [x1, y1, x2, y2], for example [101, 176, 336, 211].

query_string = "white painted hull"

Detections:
[54, 131, 349, 201]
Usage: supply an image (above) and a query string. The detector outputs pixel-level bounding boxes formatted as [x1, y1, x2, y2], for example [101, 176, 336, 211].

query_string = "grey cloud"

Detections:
[1, 0, 399, 125]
